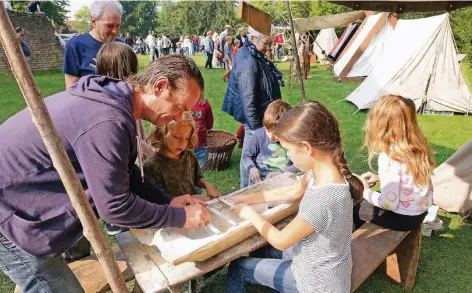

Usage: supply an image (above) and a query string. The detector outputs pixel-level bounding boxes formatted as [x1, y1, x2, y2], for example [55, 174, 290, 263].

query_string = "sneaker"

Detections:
[105, 222, 128, 236]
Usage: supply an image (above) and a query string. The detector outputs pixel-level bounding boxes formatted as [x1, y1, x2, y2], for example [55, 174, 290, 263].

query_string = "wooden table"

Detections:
[115, 216, 293, 293]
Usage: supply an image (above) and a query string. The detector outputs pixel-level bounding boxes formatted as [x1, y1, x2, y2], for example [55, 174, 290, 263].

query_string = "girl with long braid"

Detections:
[225, 102, 363, 293]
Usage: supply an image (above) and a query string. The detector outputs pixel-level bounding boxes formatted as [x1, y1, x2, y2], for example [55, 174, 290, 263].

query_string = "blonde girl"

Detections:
[143, 112, 221, 198]
[226, 102, 363, 293]
[354, 95, 434, 231]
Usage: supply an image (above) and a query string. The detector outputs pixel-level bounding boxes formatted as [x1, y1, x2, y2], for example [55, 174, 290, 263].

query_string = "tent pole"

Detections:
[0, 4, 129, 293]
[286, 0, 307, 102]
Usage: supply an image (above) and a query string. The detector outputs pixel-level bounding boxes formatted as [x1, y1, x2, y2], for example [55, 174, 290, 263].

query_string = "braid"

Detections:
[333, 147, 364, 201]
[333, 147, 353, 178]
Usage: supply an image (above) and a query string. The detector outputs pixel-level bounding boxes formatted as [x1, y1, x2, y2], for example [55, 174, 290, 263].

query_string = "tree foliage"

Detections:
[120, 0, 158, 37]
[72, 5, 91, 34]
[12, 0, 69, 26]
[154, 1, 243, 37]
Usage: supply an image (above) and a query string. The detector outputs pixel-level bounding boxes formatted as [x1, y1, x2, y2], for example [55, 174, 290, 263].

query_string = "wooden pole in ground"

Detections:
[286, 0, 306, 102]
[0, 4, 129, 293]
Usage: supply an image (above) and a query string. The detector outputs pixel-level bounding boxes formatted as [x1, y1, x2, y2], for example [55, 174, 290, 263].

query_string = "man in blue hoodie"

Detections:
[0, 55, 209, 293]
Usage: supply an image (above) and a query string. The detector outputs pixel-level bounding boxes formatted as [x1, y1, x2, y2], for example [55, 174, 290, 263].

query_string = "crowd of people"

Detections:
[0, 0, 434, 292]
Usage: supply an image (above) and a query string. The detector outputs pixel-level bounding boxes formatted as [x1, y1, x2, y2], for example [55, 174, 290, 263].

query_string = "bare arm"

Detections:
[197, 178, 221, 198]
[230, 173, 309, 205]
[237, 205, 314, 251]
[65, 74, 79, 89]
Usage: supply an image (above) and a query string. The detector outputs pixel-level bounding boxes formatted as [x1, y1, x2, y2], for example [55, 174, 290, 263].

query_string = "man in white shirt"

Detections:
[156, 36, 162, 58]
[219, 25, 232, 51]
[161, 34, 171, 56]
[146, 31, 157, 62]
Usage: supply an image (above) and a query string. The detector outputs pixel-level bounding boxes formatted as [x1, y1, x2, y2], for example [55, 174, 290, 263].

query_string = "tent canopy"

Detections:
[329, 1, 472, 13]
[334, 12, 395, 78]
[293, 11, 366, 31]
[313, 28, 338, 60]
[345, 13, 472, 114]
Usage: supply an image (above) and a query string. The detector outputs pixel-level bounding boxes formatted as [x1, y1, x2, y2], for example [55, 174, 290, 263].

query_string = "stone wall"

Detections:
[0, 11, 63, 71]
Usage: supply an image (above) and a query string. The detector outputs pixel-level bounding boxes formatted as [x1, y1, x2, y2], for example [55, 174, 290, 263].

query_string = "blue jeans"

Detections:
[225, 245, 298, 293]
[193, 44, 198, 55]
[194, 147, 209, 170]
[0, 233, 84, 293]
[240, 124, 256, 188]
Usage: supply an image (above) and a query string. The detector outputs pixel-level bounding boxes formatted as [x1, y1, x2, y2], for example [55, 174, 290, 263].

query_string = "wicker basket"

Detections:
[205, 130, 237, 171]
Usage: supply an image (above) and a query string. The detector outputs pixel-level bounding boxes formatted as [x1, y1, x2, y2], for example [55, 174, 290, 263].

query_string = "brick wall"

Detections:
[0, 11, 63, 71]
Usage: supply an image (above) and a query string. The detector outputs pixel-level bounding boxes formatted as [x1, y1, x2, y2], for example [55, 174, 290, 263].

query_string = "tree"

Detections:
[12, 0, 70, 26]
[73, 5, 91, 33]
[120, 1, 158, 37]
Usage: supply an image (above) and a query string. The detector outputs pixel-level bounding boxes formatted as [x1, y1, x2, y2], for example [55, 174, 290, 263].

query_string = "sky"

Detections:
[67, 0, 94, 19]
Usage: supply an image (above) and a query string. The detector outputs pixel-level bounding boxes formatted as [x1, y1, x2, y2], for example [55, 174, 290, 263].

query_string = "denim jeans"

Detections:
[240, 124, 256, 189]
[193, 44, 198, 55]
[193, 147, 209, 170]
[0, 233, 84, 293]
[225, 245, 298, 293]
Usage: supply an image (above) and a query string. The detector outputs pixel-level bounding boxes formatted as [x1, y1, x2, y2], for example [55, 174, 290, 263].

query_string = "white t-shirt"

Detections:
[146, 35, 156, 49]
[363, 152, 433, 215]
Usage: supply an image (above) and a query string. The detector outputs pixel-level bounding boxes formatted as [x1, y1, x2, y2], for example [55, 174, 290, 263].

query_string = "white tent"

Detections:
[313, 28, 338, 63]
[345, 13, 472, 114]
[433, 139, 472, 214]
[334, 12, 394, 78]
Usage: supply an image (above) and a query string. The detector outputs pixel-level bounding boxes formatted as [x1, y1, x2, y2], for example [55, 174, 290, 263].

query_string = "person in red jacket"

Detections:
[191, 98, 214, 169]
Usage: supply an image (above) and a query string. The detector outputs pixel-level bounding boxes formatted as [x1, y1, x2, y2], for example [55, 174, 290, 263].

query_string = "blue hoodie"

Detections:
[0, 75, 186, 257]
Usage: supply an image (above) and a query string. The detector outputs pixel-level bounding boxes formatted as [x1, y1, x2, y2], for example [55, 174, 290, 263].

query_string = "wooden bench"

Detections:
[14, 246, 135, 293]
[14, 221, 421, 293]
[351, 223, 422, 292]
[116, 219, 421, 293]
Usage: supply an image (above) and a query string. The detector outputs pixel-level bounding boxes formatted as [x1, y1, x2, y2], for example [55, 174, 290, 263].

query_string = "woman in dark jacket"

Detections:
[222, 26, 283, 189]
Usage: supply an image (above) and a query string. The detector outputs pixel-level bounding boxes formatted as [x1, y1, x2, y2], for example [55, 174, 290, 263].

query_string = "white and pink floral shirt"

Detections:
[363, 153, 433, 216]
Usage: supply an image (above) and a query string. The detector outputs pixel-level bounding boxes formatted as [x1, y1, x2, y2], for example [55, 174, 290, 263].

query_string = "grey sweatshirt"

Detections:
[0, 75, 185, 257]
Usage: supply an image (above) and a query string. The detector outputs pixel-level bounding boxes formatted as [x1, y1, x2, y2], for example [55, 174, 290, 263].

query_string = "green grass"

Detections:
[1, 54, 472, 292]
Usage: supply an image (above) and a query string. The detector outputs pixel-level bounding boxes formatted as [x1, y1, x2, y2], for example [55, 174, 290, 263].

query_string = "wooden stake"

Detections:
[0, 4, 129, 293]
[286, 0, 306, 102]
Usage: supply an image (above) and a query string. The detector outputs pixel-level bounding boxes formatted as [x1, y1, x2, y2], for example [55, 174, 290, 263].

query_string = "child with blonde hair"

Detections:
[144, 112, 221, 198]
[354, 95, 434, 231]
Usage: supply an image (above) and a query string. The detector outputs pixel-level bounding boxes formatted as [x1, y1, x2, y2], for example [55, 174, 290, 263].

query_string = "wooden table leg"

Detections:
[385, 226, 422, 291]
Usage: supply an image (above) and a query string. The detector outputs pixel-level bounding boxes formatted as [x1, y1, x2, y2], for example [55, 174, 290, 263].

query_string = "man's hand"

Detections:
[249, 168, 262, 183]
[183, 204, 210, 228]
[265, 171, 282, 179]
[360, 172, 379, 188]
[170, 194, 208, 208]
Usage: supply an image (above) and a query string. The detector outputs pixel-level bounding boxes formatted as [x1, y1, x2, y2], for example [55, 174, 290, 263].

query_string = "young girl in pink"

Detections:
[354, 95, 434, 231]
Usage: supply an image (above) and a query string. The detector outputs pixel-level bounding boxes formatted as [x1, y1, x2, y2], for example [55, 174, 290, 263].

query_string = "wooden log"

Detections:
[0, 3, 129, 292]
[329, 1, 472, 13]
[286, 0, 306, 102]
[238, 1, 272, 36]
[293, 10, 366, 31]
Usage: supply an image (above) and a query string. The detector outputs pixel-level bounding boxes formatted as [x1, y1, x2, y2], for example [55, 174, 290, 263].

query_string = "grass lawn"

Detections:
[1, 53, 472, 293]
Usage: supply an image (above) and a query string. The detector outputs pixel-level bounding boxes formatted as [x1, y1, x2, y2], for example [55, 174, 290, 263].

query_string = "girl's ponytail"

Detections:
[333, 147, 364, 201]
